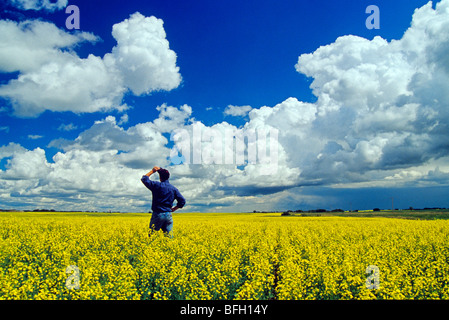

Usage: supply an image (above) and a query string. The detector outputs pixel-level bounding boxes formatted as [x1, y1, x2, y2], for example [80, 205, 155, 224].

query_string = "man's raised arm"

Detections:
[141, 166, 161, 190]
[145, 166, 161, 177]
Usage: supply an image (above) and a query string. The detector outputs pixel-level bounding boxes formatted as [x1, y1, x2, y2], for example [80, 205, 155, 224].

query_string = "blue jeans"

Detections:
[149, 211, 173, 237]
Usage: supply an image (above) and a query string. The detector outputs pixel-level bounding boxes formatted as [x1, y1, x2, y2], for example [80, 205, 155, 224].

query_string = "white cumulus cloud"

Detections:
[8, 0, 68, 12]
[290, 0, 449, 187]
[108, 13, 182, 95]
[224, 105, 253, 117]
[0, 12, 182, 117]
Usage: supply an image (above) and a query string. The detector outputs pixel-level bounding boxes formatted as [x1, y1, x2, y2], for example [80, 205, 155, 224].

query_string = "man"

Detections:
[141, 166, 186, 237]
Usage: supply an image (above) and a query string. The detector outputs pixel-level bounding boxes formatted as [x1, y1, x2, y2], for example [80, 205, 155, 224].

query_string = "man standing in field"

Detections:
[141, 166, 186, 237]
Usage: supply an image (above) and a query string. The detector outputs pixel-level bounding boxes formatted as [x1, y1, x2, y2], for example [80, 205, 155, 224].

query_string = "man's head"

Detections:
[157, 168, 170, 182]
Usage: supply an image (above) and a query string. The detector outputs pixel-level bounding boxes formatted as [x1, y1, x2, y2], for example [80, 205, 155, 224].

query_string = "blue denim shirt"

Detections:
[141, 176, 186, 213]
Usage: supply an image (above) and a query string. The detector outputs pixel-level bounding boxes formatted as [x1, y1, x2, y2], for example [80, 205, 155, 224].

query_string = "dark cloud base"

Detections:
[295, 185, 449, 212]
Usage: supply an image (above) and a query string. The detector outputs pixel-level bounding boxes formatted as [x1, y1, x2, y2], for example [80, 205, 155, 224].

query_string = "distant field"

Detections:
[282, 209, 449, 220]
[1, 211, 449, 299]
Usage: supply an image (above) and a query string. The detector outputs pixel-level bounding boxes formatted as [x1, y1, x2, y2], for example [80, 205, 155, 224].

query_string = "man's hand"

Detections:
[171, 205, 179, 212]
[145, 166, 161, 177]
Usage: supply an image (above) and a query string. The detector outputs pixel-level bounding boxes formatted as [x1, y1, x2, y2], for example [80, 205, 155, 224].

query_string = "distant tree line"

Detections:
[277, 207, 448, 216]
[280, 209, 345, 216]
[0, 208, 122, 213]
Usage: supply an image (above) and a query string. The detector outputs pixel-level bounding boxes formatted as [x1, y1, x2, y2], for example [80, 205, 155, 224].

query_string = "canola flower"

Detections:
[1, 212, 449, 300]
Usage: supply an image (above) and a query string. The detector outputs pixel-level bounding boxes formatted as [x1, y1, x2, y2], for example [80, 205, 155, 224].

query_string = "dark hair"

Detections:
[157, 168, 170, 182]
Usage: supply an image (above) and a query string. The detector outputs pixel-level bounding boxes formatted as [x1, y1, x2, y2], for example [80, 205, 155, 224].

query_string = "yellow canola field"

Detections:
[1, 212, 449, 300]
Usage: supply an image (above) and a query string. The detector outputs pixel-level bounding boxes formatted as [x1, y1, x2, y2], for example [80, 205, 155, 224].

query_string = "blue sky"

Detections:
[1, 0, 449, 212]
